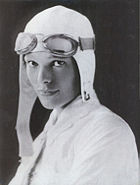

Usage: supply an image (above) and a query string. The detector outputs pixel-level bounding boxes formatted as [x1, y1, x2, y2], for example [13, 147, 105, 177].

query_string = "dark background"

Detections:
[0, 0, 139, 184]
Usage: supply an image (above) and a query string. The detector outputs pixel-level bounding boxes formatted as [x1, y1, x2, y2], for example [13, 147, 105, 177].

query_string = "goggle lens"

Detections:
[43, 35, 78, 57]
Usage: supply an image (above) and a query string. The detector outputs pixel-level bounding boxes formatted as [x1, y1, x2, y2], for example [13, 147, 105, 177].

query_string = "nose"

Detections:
[37, 67, 52, 85]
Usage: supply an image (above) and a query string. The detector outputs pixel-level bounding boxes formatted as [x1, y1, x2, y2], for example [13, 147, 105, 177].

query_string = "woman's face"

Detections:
[24, 52, 80, 109]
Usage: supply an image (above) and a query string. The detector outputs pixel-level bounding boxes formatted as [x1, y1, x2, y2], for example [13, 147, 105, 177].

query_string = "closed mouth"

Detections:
[38, 89, 59, 96]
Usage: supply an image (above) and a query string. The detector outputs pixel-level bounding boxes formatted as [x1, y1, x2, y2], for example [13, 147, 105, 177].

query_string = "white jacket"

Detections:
[8, 96, 139, 185]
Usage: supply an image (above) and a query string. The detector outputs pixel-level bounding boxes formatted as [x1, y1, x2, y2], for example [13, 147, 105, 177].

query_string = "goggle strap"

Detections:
[79, 37, 95, 51]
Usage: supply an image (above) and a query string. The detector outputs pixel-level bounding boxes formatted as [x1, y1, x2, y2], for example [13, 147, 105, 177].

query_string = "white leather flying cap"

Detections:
[16, 5, 99, 157]
[25, 5, 94, 39]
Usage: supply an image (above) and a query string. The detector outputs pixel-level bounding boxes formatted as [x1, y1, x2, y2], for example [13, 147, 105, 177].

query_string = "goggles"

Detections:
[15, 32, 95, 57]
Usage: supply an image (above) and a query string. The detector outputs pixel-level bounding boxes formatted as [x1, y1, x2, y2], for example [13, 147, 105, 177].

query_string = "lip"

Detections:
[38, 89, 59, 96]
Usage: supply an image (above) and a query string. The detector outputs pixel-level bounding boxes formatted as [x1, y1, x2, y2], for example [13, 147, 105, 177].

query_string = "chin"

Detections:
[38, 98, 61, 110]
[40, 101, 56, 110]
[39, 98, 70, 110]
[37, 95, 57, 110]
[38, 95, 78, 110]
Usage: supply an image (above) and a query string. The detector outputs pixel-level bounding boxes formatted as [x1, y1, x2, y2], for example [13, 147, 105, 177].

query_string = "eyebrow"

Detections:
[48, 55, 66, 60]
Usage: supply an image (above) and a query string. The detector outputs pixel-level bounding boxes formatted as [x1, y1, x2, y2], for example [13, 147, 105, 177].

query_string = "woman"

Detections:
[9, 5, 139, 185]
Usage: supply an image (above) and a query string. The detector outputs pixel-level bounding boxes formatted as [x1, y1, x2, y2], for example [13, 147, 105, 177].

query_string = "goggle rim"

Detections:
[42, 34, 79, 57]
[15, 33, 37, 55]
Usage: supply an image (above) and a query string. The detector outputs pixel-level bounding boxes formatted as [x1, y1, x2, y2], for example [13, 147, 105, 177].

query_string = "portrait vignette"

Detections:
[0, 0, 139, 185]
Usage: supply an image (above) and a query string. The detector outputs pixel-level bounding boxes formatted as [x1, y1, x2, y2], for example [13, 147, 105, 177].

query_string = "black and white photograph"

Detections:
[0, 0, 139, 185]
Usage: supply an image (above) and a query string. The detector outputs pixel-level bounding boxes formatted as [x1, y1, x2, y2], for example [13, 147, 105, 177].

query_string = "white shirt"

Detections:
[8, 96, 139, 185]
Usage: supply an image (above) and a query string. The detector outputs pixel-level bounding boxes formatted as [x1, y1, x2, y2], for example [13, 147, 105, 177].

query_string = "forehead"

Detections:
[24, 51, 63, 62]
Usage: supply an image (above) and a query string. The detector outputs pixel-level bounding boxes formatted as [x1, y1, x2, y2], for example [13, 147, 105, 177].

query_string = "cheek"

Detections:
[26, 67, 37, 86]
[57, 66, 80, 94]
[55, 69, 71, 87]
[67, 64, 80, 95]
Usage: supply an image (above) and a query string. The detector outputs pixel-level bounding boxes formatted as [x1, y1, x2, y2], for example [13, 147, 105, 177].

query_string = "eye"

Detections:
[53, 60, 65, 67]
[27, 60, 38, 67]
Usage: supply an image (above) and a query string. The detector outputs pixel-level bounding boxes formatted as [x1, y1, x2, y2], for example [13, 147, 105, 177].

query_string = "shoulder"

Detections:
[75, 102, 137, 153]
[74, 102, 139, 173]
[84, 101, 133, 132]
